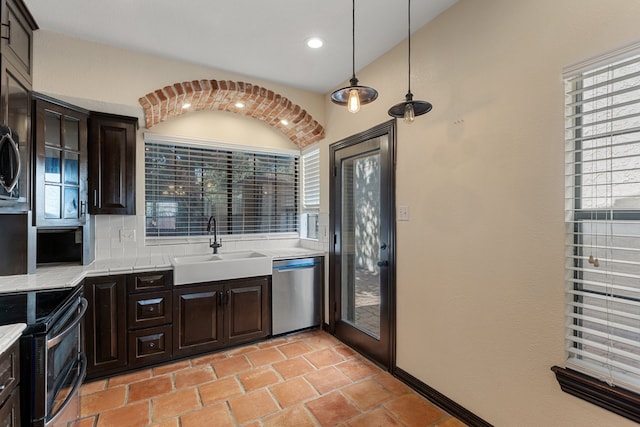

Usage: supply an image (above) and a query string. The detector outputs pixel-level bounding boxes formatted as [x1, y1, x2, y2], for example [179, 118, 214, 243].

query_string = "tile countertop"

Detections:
[0, 323, 26, 356]
[0, 248, 325, 294]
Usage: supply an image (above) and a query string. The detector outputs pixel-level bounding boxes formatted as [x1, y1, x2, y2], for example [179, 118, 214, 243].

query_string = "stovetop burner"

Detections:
[0, 284, 82, 333]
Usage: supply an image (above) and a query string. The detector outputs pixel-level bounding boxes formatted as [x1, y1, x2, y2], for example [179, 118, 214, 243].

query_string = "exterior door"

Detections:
[330, 120, 396, 369]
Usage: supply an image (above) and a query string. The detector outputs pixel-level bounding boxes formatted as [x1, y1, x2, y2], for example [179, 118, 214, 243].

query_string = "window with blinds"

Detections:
[301, 147, 320, 239]
[564, 49, 640, 394]
[145, 137, 298, 238]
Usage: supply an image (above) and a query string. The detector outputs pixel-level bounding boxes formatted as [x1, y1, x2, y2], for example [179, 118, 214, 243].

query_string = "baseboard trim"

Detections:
[394, 367, 493, 427]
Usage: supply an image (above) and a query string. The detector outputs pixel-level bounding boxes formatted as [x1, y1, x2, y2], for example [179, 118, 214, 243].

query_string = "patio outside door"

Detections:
[329, 120, 395, 369]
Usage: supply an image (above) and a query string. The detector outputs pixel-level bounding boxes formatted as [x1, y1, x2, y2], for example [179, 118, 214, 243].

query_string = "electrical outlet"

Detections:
[398, 205, 410, 221]
[119, 229, 136, 242]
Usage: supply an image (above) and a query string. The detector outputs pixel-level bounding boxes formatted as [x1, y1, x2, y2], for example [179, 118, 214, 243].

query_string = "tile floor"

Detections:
[74, 330, 467, 427]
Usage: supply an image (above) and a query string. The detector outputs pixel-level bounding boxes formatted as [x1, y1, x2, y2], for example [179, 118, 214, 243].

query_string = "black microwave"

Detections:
[0, 124, 28, 210]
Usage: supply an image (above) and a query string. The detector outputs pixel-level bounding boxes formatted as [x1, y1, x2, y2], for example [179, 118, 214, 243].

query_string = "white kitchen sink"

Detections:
[171, 251, 272, 285]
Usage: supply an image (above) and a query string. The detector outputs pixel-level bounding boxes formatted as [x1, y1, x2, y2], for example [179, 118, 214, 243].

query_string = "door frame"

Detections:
[328, 119, 396, 371]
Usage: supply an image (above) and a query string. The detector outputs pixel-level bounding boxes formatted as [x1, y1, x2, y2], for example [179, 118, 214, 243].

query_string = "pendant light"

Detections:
[330, 0, 378, 113]
[388, 0, 432, 123]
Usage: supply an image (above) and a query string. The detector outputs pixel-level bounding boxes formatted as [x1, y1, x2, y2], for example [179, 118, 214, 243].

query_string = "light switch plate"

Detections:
[398, 205, 409, 221]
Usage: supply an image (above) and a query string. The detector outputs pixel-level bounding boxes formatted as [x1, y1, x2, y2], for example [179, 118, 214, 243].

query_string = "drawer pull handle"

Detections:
[0, 384, 5, 391]
[149, 343, 155, 348]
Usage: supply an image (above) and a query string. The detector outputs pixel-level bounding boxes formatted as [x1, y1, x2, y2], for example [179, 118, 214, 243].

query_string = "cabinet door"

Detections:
[33, 96, 88, 227]
[84, 275, 127, 379]
[128, 325, 172, 368]
[1, 0, 36, 83]
[173, 284, 224, 358]
[89, 113, 137, 215]
[225, 277, 270, 345]
[0, 387, 20, 427]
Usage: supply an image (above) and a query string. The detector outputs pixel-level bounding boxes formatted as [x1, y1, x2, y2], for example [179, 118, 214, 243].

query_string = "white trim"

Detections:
[144, 132, 300, 157]
[563, 39, 640, 78]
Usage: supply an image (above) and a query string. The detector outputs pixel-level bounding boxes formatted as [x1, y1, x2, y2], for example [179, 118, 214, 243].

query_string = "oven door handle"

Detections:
[47, 353, 87, 426]
[47, 297, 88, 349]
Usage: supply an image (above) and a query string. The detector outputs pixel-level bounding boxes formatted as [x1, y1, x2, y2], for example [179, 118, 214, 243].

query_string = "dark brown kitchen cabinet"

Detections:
[173, 283, 225, 358]
[84, 275, 127, 379]
[226, 277, 270, 345]
[0, 340, 20, 427]
[89, 112, 137, 215]
[33, 95, 89, 227]
[173, 276, 270, 358]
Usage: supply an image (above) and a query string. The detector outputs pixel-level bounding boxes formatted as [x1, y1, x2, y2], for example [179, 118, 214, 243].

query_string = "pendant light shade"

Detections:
[330, 0, 378, 113]
[388, 0, 432, 123]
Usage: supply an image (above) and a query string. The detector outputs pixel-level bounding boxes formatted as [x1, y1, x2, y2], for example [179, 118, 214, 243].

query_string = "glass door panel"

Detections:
[340, 152, 381, 339]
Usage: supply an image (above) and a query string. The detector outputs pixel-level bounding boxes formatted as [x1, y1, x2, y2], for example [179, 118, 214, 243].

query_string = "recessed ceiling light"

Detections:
[235, 102, 245, 108]
[280, 119, 289, 126]
[306, 37, 323, 49]
[182, 103, 191, 109]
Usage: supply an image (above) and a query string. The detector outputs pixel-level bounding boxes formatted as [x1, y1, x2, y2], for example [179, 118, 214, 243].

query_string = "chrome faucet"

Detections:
[207, 216, 222, 254]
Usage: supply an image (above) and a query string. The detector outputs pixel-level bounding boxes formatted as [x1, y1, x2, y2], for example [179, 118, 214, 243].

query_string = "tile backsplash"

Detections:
[93, 214, 330, 260]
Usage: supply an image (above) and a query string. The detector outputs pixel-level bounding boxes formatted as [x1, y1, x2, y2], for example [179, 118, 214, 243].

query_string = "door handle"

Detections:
[377, 260, 389, 267]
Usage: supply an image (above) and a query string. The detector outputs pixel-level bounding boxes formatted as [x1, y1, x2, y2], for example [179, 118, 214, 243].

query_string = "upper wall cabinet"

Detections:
[33, 95, 89, 227]
[1, 0, 35, 84]
[89, 112, 137, 215]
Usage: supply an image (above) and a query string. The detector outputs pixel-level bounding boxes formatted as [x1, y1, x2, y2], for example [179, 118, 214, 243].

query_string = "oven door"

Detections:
[42, 297, 87, 427]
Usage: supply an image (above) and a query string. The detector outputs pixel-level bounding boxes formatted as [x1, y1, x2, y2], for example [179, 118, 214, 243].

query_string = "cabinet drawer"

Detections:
[127, 271, 172, 293]
[128, 325, 172, 367]
[128, 291, 172, 329]
[0, 341, 19, 407]
[0, 387, 20, 427]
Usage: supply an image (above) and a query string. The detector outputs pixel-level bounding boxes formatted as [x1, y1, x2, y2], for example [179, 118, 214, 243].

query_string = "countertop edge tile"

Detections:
[0, 323, 26, 356]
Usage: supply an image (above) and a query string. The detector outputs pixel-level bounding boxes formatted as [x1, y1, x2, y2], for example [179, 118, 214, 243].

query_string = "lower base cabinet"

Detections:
[85, 272, 271, 380]
[174, 276, 271, 358]
[0, 341, 20, 427]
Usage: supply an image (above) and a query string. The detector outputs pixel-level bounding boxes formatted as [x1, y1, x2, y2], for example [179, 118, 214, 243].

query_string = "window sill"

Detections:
[551, 366, 640, 423]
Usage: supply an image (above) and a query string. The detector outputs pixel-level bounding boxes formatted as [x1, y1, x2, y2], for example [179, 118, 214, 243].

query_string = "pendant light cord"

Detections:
[351, 0, 356, 80]
[407, 0, 411, 94]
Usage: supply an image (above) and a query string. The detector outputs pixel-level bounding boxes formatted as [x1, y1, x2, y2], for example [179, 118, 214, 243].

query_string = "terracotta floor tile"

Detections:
[228, 345, 260, 356]
[305, 366, 352, 394]
[237, 366, 281, 391]
[149, 419, 179, 427]
[107, 369, 152, 388]
[153, 360, 191, 376]
[341, 380, 392, 410]
[151, 388, 201, 422]
[305, 391, 361, 426]
[211, 355, 251, 377]
[336, 359, 380, 381]
[128, 376, 173, 402]
[191, 352, 228, 366]
[198, 376, 244, 405]
[258, 338, 287, 349]
[245, 347, 285, 367]
[278, 341, 314, 358]
[228, 389, 279, 424]
[262, 405, 317, 427]
[70, 416, 96, 427]
[96, 401, 149, 427]
[80, 386, 127, 417]
[304, 333, 340, 350]
[346, 408, 403, 427]
[372, 372, 413, 395]
[305, 348, 345, 368]
[384, 394, 445, 427]
[435, 417, 468, 427]
[174, 365, 216, 389]
[273, 357, 316, 379]
[79, 379, 107, 396]
[270, 376, 318, 407]
[180, 403, 234, 427]
[334, 345, 357, 359]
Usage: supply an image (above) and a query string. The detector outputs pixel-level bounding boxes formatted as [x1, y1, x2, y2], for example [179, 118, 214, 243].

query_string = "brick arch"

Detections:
[138, 80, 324, 148]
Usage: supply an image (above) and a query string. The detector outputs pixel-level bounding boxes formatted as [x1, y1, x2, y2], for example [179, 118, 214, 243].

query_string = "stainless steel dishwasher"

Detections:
[272, 257, 322, 335]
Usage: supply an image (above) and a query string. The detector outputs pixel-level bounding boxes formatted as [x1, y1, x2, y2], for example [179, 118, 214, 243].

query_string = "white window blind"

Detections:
[564, 50, 640, 393]
[145, 137, 298, 238]
[302, 148, 320, 211]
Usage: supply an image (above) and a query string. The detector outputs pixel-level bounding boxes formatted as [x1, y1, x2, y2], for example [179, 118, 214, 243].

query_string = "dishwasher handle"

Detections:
[273, 258, 321, 272]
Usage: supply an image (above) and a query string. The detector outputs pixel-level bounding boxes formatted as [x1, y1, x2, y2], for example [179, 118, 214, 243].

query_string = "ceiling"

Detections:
[23, 0, 458, 94]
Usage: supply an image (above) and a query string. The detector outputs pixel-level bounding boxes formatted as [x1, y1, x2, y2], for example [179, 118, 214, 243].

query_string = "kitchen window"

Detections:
[144, 134, 298, 238]
[554, 42, 640, 423]
[301, 147, 320, 239]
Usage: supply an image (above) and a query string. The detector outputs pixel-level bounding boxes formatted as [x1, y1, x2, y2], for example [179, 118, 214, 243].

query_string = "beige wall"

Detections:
[32, 0, 640, 424]
[322, 0, 640, 425]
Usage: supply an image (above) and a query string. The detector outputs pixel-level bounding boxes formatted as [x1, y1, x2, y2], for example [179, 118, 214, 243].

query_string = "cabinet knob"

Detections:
[149, 342, 155, 348]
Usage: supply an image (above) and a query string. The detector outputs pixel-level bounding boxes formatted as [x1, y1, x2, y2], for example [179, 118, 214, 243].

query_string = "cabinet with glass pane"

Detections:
[33, 95, 89, 226]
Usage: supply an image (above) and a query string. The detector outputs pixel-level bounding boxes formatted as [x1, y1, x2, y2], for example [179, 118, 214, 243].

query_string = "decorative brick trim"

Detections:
[139, 80, 325, 148]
